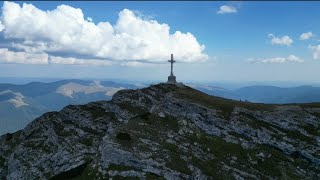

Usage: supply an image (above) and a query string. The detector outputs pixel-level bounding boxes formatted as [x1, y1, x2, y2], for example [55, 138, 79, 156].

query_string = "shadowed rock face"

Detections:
[0, 83, 319, 179]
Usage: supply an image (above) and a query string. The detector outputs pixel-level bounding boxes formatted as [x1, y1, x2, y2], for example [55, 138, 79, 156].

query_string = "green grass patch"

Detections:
[239, 112, 277, 131]
[163, 142, 179, 152]
[79, 138, 94, 146]
[129, 112, 180, 133]
[300, 124, 319, 136]
[24, 141, 40, 149]
[285, 130, 314, 144]
[80, 105, 108, 119]
[51, 163, 104, 180]
[159, 115, 180, 131]
[118, 103, 147, 115]
[0, 156, 5, 167]
[300, 103, 320, 109]
[59, 130, 74, 137]
[23, 140, 52, 153]
[52, 120, 66, 136]
[187, 129, 319, 178]
[187, 132, 289, 178]
[162, 142, 191, 174]
[112, 175, 140, 180]
[228, 131, 250, 140]
[173, 86, 275, 120]
[145, 172, 165, 179]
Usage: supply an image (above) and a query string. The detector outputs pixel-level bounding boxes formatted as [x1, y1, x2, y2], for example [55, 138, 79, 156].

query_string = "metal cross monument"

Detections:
[167, 54, 177, 84]
[168, 54, 176, 76]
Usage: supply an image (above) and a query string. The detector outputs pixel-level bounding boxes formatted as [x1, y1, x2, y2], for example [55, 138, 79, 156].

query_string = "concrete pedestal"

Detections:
[167, 75, 177, 84]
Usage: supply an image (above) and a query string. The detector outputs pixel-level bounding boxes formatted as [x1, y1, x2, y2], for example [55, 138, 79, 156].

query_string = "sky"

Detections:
[0, 1, 320, 83]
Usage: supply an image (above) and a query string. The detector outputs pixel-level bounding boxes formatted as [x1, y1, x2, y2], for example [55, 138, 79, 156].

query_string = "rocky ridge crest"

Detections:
[0, 83, 319, 179]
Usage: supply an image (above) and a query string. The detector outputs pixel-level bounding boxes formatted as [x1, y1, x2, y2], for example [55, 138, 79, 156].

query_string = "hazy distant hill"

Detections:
[234, 85, 320, 103]
[190, 84, 320, 104]
[0, 80, 142, 135]
[186, 83, 238, 100]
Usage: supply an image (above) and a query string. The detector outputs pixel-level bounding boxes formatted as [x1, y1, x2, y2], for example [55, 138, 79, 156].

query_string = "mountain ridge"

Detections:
[2, 79, 320, 136]
[0, 80, 141, 135]
[0, 83, 319, 179]
[192, 84, 320, 104]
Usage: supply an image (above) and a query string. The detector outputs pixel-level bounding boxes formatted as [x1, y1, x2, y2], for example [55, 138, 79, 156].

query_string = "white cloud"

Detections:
[87, 17, 93, 22]
[268, 34, 293, 46]
[309, 45, 320, 60]
[300, 32, 313, 40]
[49, 56, 112, 66]
[0, 21, 4, 32]
[0, 1, 208, 64]
[0, 48, 48, 64]
[249, 55, 304, 64]
[217, 5, 237, 14]
[120, 61, 160, 67]
[0, 47, 114, 65]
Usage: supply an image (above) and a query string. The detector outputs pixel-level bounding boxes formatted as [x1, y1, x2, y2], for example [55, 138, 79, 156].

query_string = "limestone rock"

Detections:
[0, 83, 319, 179]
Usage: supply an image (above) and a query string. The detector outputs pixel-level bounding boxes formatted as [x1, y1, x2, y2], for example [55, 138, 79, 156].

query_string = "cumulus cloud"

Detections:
[49, 56, 112, 66]
[0, 1, 208, 65]
[248, 55, 304, 64]
[0, 48, 48, 64]
[268, 34, 293, 46]
[309, 45, 320, 60]
[120, 61, 160, 67]
[0, 21, 4, 32]
[0, 47, 114, 66]
[300, 32, 313, 40]
[217, 5, 237, 14]
[87, 17, 93, 22]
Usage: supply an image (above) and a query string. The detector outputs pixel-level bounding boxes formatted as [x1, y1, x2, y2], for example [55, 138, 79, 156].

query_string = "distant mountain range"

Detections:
[1, 79, 320, 135]
[0, 80, 144, 135]
[188, 83, 320, 104]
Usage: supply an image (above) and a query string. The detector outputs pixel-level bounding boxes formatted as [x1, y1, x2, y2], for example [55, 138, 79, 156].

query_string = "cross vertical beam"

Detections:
[168, 54, 176, 76]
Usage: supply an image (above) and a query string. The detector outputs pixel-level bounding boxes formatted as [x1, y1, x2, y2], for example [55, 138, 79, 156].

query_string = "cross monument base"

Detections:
[167, 75, 177, 84]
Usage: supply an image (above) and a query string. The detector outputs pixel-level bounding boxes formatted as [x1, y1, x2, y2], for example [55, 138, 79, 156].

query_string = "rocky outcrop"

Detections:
[0, 83, 319, 179]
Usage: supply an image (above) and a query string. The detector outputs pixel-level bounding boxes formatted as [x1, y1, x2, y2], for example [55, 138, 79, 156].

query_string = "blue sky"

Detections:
[0, 1, 320, 83]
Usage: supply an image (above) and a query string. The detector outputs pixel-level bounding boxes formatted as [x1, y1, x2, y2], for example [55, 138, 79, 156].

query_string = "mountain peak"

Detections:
[0, 84, 319, 179]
